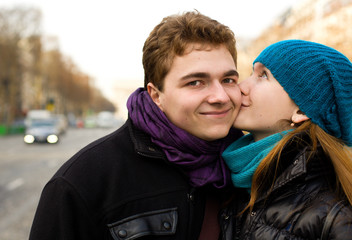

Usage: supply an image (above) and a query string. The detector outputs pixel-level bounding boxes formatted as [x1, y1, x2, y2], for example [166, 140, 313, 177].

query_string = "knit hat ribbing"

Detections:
[254, 40, 352, 146]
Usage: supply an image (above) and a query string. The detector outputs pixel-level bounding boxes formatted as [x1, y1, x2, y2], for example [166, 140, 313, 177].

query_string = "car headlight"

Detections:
[47, 134, 59, 144]
[24, 135, 35, 144]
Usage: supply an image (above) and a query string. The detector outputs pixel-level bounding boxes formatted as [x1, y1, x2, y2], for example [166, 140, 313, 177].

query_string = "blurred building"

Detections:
[237, 0, 352, 80]
[111, 86, 137, 120]
[19, 38, 47, 113]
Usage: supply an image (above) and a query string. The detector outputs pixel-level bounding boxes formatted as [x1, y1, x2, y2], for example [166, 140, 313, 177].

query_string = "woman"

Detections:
[220, 40, 352, 240]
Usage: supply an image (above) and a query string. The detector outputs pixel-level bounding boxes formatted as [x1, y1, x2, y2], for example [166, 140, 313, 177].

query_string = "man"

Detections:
[29, 11, 242, 240]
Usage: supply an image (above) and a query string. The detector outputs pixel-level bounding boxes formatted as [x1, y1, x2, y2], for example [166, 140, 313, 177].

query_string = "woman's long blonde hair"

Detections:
[243, 120, 352, 213]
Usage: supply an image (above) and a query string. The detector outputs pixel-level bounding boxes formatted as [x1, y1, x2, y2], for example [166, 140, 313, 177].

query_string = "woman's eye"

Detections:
[260, 72, 268, 79]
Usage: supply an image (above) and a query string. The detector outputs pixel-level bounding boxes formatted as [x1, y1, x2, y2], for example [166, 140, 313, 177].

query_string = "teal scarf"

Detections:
[222, 131, 290, 191]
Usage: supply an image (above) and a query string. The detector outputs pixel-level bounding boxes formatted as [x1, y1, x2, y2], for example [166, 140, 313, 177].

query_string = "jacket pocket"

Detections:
[108, 207, 178, 240]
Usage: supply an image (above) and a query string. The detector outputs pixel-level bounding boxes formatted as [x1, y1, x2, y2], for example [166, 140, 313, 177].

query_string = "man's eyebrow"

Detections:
[180, 72, 210, 81]
[180, 70, 239, 81]
[224, 69, 239, 78]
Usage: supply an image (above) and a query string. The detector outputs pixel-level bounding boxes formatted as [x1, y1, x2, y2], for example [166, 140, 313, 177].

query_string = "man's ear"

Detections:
[147, 82, 164, 111]
[291, 108, 309, 124]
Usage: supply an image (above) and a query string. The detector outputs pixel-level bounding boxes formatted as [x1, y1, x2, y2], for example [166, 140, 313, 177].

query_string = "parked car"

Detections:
[84, 115, 97, 128]
[96, 111, 118, 128]
[52, 114, 68, 134]
[24, 109, 51, 128]
[24, 118, 61, 144]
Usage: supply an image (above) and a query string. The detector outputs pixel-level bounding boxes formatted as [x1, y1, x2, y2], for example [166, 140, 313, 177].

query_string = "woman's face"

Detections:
[233, 62, 299, 141]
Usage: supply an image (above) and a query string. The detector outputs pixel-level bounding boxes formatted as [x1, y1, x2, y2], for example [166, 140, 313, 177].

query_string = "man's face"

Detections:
[148, 44, 241, 141]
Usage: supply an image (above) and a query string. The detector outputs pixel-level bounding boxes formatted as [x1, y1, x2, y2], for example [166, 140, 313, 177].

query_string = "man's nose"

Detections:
[207, 82, 230, 104]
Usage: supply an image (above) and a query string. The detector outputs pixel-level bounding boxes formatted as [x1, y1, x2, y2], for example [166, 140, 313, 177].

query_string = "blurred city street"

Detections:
[0, 0, 351, 239]
[0, 127, 118, 240]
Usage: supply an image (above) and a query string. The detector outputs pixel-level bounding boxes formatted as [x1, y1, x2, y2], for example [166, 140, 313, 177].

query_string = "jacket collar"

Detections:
[255, 135, 330, 203]
[127, 118, 165, 159]
[255, 148, 308, 203]
[272, 151, 307, 192]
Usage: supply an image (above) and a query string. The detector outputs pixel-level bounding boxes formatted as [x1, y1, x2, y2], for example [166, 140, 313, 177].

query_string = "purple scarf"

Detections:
[127, 88, 242, 188]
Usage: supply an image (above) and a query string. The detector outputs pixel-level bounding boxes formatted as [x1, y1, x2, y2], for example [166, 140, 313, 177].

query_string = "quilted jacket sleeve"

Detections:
[325, 202, 352, 240]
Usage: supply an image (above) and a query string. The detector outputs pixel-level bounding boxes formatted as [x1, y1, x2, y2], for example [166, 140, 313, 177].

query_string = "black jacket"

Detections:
[30, 119, 232, 240]
[220, 137, 352, 240]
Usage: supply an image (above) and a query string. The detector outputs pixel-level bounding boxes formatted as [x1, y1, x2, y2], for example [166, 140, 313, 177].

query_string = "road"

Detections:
[0, 127, 118, 240]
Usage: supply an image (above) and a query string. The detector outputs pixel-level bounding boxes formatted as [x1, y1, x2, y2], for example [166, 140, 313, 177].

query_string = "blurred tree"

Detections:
[0, 5, 118, 130]
[42, 50, 116, 117]
[0, 6, 42, 127]
[90, 88, 117, 113]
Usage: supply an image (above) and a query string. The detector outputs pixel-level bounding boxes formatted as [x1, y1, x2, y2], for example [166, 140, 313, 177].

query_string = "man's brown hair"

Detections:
[142, 11, 237, 90]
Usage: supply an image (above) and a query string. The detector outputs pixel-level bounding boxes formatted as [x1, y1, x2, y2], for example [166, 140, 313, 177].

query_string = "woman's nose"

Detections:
[238, 79, 250, 96]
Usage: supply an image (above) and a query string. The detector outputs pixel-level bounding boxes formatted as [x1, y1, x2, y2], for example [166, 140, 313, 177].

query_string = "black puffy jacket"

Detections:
[220, 138, 352, 240]
[29, 119, 233, 240]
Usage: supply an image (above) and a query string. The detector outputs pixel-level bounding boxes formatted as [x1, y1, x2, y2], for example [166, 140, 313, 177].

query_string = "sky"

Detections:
[0, 0, 302, 100]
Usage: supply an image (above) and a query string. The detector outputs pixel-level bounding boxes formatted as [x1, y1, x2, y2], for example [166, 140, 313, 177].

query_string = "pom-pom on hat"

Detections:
[254, 40, 352, 146]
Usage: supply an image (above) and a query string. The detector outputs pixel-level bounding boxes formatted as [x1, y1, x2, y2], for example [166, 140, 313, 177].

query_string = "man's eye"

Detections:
[187, 80, 201, 86]
[223, 78, 236, 84]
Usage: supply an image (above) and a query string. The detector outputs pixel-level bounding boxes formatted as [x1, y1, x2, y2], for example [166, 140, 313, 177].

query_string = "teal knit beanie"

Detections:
[254, 40, 352, 146]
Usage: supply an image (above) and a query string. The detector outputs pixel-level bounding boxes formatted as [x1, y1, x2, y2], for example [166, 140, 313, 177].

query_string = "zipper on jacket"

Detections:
[220, 210, 230, 240]
[187, 190, 195, 204]
[187, 188, 197, 239]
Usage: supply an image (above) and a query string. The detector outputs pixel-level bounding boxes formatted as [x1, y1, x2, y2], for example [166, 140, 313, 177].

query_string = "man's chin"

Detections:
[197, 129, 230, 141]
